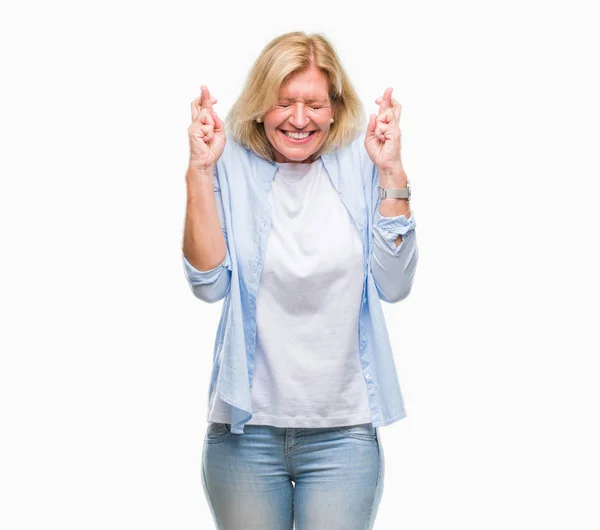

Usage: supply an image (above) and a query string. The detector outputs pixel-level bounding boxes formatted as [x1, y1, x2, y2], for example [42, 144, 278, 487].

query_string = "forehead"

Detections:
[277, 68, 330, 102]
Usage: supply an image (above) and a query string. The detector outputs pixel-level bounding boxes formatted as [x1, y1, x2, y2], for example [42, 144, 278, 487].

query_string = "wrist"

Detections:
[187, 164, 214, 179]
[379, 197, 411, 218]
[186, 166, 215, 199]
[377, 164, 407, 186]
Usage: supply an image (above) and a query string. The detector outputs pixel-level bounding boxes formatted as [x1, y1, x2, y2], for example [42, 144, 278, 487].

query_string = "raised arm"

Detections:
[182, 86, 231, 303]
[365, 88, 418, 303]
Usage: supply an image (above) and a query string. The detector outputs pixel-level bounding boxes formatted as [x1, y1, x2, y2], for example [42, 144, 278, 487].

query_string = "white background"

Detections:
[1, 0, 599, 528]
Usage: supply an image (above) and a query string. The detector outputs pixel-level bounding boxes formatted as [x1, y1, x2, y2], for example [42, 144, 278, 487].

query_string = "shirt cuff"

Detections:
[373, 209, 417, 255]
[182, 253, 231, 285]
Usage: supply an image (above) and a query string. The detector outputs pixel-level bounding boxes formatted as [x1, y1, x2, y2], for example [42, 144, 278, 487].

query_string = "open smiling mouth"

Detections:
[279, 130, 317, 143]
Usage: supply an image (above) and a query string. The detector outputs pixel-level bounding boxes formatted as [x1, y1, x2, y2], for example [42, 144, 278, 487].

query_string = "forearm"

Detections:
[377, 165, 411, 246]
[183, 165, 228, 271]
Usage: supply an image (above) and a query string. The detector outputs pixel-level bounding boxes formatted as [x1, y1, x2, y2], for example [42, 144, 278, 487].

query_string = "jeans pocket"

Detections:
[335, 422, 378, 442]
[205, 422, 233, 444]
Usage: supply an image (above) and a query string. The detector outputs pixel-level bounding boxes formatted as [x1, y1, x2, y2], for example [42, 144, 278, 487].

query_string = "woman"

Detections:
[182, 31, 418, 530]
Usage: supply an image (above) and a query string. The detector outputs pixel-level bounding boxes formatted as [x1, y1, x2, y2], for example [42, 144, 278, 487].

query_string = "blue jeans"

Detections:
[201, 422, 385, 529]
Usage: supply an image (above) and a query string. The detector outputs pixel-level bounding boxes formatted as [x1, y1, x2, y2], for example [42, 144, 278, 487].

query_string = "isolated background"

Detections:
[1, 0, 599, 528]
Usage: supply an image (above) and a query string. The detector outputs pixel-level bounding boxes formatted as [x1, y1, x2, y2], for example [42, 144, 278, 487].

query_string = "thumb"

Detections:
[366, 114, 377, 138]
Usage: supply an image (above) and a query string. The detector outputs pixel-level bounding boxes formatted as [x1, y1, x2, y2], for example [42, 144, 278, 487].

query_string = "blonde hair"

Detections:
[224, 32, 365, 162]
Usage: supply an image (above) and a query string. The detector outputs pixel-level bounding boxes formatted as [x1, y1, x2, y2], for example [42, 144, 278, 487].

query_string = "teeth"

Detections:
[284, 131, 311, 139]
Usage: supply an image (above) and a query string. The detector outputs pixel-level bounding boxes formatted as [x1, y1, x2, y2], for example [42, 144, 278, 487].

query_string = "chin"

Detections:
[275, 142, 323, 163]
[283, 149, 313, 159]
[276, 150, 317, 163]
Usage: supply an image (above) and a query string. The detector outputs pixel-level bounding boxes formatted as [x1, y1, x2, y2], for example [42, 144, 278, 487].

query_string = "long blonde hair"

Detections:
[225, 32, 365, 162]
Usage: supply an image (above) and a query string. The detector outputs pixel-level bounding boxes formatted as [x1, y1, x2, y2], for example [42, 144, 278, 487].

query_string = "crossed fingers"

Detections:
[191, 85, 219, 140]
[191, 85, 218, 125]
[375, 87, 401, 124]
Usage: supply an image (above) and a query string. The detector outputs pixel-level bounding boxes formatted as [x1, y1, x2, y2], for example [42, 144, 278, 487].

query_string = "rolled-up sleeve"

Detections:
[182, 167, 232, 304]
[182, 252, 231, 303]
[370, 208, 419, 303]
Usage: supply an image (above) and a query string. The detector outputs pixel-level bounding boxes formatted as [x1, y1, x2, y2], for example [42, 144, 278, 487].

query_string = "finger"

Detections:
[378, 87, 393, 115]
[365, 113, 378, 141]
[192, 106, 204, 125]
[395, 102, 402, 123]
[201, 85, 214, 111]
[368, 114, 388, 143]
[376, 95, 401, 123]
[191, 96, 201, 122]
[378, 107, 395, 124]
[387, 97, 401, 123]
[375, 120, 392, 141]
[368, 113, 377, 134]
[376, 95, 399, 110]
[188, 122, 206, 139]
[376, 95, 399, 105]
[210, 109, 224, 133]
[201, 127, 214, 142]
[195, 107, 214, 126]
[375, 118, 392, 133]
[190, 121, 215, 143]
[191, 95, 218, 123]
[199, 122, 215, 135]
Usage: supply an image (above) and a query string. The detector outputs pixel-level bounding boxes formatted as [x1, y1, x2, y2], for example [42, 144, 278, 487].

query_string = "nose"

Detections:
[289, 103, 310, 129]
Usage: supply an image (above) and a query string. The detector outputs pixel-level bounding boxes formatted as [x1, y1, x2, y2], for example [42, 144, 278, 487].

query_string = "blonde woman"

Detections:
[182, 31, 418, 530]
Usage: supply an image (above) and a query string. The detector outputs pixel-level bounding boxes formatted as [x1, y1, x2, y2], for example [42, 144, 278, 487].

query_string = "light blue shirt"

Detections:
[182, 131, 419, 434]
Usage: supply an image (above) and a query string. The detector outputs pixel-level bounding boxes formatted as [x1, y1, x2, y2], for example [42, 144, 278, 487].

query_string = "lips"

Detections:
[279, 129, 316, 144]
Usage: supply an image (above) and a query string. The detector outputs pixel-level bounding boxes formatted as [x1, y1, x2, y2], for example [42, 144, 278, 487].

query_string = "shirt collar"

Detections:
[254, 150, 341, 195]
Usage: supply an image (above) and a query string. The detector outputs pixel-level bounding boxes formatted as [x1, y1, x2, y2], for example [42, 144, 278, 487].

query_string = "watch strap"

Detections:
[378, 183, 411, 200]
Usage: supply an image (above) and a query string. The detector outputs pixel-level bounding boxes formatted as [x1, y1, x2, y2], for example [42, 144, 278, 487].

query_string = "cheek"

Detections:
[264, 122, 281, 139]
[317, 115, 333, 130]
[266, 110, 288, 125]
[317, 122, 331, 134]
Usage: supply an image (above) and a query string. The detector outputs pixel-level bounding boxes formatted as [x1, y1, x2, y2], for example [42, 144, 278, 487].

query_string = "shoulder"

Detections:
[213, 137, 243, 191]
[221, 134, 252, 162]
[214, 135, 258, 184]
[333, 131, 372, 163]
[327, 131, 375, 182]
[214, 134, 277, 194]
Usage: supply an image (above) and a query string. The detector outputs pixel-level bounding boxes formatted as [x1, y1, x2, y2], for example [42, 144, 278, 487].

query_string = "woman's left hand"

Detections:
[365, 87, 404, 174]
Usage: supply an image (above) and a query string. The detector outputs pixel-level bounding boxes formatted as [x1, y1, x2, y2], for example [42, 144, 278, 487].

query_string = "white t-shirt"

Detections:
[243, 157, 372, 427]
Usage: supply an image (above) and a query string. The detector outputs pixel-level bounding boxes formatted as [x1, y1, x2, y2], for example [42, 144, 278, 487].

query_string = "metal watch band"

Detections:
[378, 180, 411, 200]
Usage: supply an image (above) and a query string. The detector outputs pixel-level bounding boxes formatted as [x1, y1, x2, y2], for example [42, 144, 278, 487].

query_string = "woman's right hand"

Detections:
[188, 85, 226, 170]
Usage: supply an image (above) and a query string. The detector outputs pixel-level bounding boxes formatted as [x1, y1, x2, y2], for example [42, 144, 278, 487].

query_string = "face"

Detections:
[262, 66, 334, 163]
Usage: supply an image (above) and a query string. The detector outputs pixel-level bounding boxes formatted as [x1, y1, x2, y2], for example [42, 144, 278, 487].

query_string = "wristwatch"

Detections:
[379, 179, 411, 200]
